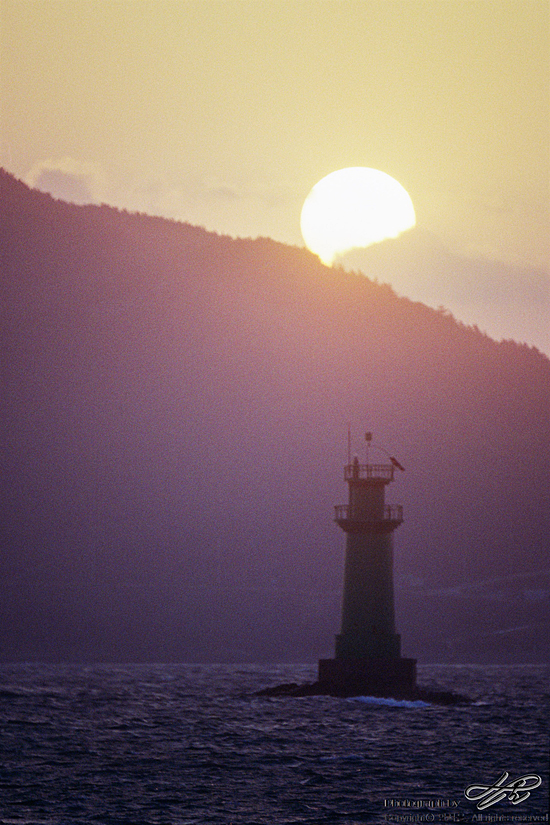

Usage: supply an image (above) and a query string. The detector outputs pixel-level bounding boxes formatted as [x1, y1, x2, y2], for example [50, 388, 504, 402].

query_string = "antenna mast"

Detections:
[365, 431, 372, 463]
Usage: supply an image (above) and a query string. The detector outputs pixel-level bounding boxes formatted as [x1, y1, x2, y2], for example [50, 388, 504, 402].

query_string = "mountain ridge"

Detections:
[1, 169, 548, 663]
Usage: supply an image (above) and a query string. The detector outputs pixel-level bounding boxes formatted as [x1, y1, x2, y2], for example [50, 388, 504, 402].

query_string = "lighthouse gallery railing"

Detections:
[334, 504, 404, 523]
[344, 463, 395, 482]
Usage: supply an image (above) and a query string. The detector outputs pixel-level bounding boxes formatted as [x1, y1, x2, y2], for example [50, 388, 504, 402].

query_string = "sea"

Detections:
[0, 663, 548, 825]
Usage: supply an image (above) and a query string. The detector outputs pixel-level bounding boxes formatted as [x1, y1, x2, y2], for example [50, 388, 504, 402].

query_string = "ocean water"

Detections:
[0, 663, 548, 825]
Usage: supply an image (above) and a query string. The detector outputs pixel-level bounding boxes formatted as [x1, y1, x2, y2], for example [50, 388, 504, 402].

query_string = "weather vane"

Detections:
[363, 430, 405, 471]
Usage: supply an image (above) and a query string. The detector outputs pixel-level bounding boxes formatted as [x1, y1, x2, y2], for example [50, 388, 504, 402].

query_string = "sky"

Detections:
[1, 0, 548, 351]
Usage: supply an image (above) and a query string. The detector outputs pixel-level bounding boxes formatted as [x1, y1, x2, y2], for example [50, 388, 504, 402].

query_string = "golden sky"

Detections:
[1, 1, 548, 345]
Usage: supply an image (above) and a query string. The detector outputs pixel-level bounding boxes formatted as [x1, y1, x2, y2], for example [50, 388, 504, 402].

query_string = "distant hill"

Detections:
[1, 168, 549, 663]
[337, 228, 549, 354]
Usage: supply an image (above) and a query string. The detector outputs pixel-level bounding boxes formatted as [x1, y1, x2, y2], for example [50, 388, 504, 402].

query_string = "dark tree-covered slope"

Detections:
[1, 169, 548, 663]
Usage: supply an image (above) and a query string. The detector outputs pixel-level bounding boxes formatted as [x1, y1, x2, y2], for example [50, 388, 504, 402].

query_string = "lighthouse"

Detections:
[318, 433, 417, 697]
[257, 430, 468, 701]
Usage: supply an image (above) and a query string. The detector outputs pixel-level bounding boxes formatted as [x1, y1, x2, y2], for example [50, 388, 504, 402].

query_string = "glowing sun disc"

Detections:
[301, 167, 416, 265]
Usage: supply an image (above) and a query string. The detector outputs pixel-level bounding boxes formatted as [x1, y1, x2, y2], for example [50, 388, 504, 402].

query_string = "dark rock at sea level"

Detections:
[256, 680, 471, 705]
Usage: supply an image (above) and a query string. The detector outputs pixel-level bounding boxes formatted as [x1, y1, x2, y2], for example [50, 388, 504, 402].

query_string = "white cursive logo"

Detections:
[465, 771, 542, 810]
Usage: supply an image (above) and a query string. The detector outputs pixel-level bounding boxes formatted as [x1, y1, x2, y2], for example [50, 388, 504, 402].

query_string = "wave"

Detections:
[347, 695, 431, 708]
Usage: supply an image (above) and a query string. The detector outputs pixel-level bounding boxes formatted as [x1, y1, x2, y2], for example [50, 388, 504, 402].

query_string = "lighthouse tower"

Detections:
[318, 433, 417, 697]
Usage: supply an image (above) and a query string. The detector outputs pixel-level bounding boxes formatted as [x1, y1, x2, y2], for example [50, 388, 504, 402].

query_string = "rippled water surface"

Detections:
[0, 664, 548, 824]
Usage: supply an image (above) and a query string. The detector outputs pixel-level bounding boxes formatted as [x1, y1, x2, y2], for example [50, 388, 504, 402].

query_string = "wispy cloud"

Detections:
[123, 175, 301, 242]
[25, 157, 107, 205]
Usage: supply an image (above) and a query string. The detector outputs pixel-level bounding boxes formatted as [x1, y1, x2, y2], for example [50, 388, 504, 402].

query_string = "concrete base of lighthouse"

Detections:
[318, 656, 417, 698]
[256, 657, 470, 703]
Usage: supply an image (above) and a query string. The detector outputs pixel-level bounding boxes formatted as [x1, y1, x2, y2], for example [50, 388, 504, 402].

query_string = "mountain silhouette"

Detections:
[1, 169, 548, 663]
[336, 228, 549, 353]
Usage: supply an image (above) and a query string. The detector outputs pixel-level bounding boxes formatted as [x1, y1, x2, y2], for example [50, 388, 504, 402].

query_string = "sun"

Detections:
[300, 167, 416, 265]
